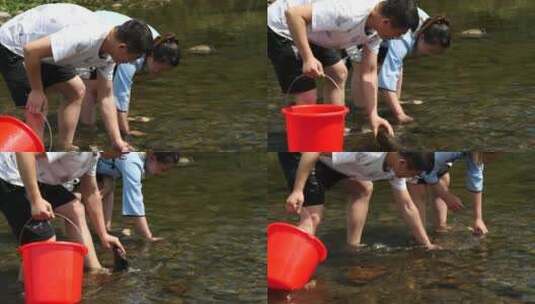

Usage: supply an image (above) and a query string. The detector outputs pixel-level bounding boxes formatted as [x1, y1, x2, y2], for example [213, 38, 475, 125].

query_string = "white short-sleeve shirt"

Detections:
[0, 152, 99, 186]
[268, 0, 383, 52]
[0, 3, 116, 79]
[319, 152, 407, 190]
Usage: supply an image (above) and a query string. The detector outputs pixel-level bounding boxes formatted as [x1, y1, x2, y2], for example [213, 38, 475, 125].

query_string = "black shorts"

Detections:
[0, 179, 76, 245]
[0, 43, 77, 107]
[268, 27, 342, 95]
[278, 152, 348, 207]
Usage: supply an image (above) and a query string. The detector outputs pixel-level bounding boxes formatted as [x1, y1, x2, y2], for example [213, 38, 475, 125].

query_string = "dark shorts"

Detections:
[268, 27, 342, 95]
[0, 43, 77, 107]
[278, 152, 348, 206]
[0, 179, 76, 245]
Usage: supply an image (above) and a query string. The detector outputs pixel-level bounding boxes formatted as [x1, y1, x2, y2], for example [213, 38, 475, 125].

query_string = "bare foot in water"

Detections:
[87, 267, 111, 275]
[435, 225, 453, 233]
[394, 112, 414, 124]
[129, 130, 147, 137]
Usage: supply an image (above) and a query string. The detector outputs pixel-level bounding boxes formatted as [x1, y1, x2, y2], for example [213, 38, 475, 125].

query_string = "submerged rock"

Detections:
[187, 45, 216, 55]
[460, 28, 487, 39]
[346, 265, 388, 285]
[111, 3, 123, 9]
[128, 116, 152, 123]
[0, 11, 11, 24]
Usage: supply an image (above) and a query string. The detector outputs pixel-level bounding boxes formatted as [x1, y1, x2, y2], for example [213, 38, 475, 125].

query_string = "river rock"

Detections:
[128, 116, 152, 123]
[187, 45, 215, 55]
[346, 265, 388, 285]
[460, 28, 487, 39]
[111, 3, 123, 9]
[0, 11, 11, 24]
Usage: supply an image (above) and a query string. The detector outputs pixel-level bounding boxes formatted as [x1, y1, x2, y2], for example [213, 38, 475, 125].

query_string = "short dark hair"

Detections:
[151, 33, 181, 66]
[399, 152, 435, 173]
[380, 0, 420, 32]
[153, 152, 181, 165]
[418, 16, 451, 48]
[115, 19, 153, 55]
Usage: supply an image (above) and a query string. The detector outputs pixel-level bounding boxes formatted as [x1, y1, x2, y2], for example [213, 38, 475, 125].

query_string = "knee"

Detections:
[66, 82, 86, 103]
[330, 64, 348, 85]
[70, 199, 86, 218]
[360, 182, 373, 198]
[309, 212, 323, 227]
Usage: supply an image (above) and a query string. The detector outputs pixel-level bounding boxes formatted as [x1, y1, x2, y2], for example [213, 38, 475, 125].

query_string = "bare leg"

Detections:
[24, 101, 48, 140]
[297, 205, 324, 235]
[55, 199, 102, 270]
[99, 176, 115, 231]
[344, 180, 373, 246]
[294, 89, 317, 105]
[324, 60, 348, 105]
[408, 183, 428, 227]
[49, 76, 86, 149]
[79, 79, 98, 127]
[433, 173, 450, 232]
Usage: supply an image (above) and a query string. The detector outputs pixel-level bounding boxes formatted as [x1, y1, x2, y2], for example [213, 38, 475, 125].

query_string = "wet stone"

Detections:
[346, 265, 388, 285]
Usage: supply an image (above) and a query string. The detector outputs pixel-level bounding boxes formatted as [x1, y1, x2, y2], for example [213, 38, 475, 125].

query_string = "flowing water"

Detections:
[268, 0, 535, 151]
[268, 152, 535, 303]
[0, 0, 266, 151]
[0, 153, 266, 303]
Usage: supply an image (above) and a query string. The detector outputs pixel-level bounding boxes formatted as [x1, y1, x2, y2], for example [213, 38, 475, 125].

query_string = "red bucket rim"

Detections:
[267, 222, 327, 262]
[18, 241, 88, 256]
[281, 104, 349, 118]
[0, 115, 45, 152]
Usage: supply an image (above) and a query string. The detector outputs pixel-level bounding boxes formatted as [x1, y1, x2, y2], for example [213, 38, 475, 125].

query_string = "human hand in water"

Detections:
[112, 139, 133, 153]
[369, 114, 394, 137]
[302, 57, 324, 79]
[102, 233, 126, 255]
[286, 190, 304, 214]
[26, 90, 47, 114]
[443, 192, 464, 212]
[31, 197, 55, 220]
[471, 219, 488, 236]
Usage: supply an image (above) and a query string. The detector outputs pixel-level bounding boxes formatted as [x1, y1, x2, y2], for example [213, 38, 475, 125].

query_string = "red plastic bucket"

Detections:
[0, 115, 44, 152]
[18, 241, 88, 304]
[267, 222, 327, 290]
[281, 105, 348, 152]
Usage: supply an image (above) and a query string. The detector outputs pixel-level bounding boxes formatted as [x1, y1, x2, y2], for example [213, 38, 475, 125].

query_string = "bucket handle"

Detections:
[18, 212, 83, 246]
[5, 107, 54, 151]
[284, 74, 341, 105]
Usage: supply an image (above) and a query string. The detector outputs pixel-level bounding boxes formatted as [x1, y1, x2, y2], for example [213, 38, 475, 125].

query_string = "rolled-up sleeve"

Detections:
[117, 158, 145, 216]
[113, 62, 137, 112]
[465, 158, 484, 192]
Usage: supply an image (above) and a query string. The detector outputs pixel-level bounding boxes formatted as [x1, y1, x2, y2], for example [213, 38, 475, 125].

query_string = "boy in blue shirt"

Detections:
[97, 152, 180, 241]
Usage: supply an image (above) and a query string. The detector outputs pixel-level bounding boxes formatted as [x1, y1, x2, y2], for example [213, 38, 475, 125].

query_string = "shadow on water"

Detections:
[268, 0, 535, 151]
[0, 153, 266, 303]
[268, 152, 535, 303]
[0, 0, 266, 151]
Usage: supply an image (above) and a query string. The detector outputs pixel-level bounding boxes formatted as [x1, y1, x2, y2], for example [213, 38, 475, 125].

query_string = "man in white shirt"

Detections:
[0, 3, 153, 151]
[279, 152, 439, 250]
[0, 152, 125, 272]
[268, 0, 419, 136]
